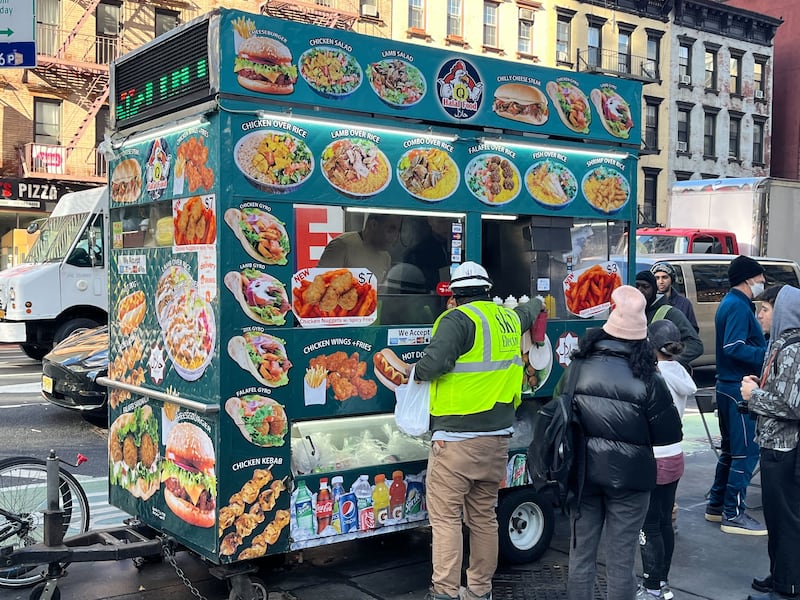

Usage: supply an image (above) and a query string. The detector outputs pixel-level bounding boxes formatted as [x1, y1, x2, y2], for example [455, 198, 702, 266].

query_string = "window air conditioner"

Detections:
[519, 8, 535, 21]
[556, 50, 569, 63]
[677, 141, 688, 152]
[755, 89, 765, 100]
[361, 3, 378, 17]
[679, 74, 692, 85]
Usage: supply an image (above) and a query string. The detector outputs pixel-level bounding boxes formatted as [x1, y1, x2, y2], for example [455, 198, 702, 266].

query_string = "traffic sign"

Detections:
[0, 0, 36, 68]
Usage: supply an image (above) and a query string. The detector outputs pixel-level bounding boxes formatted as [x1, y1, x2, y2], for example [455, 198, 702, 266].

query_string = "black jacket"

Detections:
[564, 339, 682, 492]
[646, 296, 704, 370]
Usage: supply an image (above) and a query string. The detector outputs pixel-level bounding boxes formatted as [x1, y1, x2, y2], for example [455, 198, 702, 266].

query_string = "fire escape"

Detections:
[260, 0, 360, 31]
[22, 0, 198, 182]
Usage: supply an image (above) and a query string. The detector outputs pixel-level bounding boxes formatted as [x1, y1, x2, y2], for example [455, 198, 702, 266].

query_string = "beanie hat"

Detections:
[648, 319, 683, 356]
[635, 269, 657, 290]
[603, 285, 648, 340]
[728, 255, 764, 286]
[651, 261, 676, 282]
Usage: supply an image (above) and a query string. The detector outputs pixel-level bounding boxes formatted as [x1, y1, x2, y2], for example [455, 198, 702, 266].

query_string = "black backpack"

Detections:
[528, 360, 586, 510]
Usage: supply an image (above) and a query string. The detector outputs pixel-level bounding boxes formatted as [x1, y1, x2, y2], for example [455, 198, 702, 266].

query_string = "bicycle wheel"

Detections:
[0, 457, 90, 588]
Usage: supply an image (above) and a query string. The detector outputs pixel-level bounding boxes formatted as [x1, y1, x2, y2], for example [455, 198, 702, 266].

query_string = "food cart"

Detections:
[102, 7, 642, 586]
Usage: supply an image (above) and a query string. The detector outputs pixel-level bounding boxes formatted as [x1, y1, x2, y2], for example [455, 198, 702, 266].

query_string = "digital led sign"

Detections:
[112, 20, 212, 130]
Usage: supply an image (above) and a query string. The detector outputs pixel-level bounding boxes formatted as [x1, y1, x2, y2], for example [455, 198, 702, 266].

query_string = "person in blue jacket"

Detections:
[706, 255, 768, 535]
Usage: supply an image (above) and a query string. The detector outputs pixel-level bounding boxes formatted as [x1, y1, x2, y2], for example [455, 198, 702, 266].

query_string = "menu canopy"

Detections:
[218, 10, 642, 146]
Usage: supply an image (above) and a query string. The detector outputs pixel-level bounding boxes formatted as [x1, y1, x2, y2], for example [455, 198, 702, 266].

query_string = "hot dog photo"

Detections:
[373, 348, 412, 391]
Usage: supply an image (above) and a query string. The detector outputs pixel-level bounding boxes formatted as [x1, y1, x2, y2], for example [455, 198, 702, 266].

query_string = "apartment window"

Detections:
[617, 27, 632, 74]
[155, 9, 178, 37]
[704, 48, 718, 90]
[754, 59, 766, 100]
[483, 2, 498, 48]
[34, 98, 61, 145]
[36, 0, 59, 56]
[556, 13, 572, 63]
[518, 7, 534, 55]
[587, 23, 602, 68]
[408, 0, 424, 30]
[446, 0, 462, 38]
[730, 51, 742, 96]
[96, 1, 120, 64]
[642, 169, 659, 224]
[753, 118, 765, 165]
[645, 31, 661, 79]
[703, 110, 717, 158]
[645, 100, 659, 151]
[678, 39, 693, 83]
[677, 105, 691, 153]
[729, 114, 741, 160]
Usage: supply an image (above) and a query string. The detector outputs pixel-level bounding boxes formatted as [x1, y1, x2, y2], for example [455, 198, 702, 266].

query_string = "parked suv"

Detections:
[596, 254, 800, 367]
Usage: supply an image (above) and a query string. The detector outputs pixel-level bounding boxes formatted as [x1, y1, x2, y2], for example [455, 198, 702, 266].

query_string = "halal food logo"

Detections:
[436, 58, 483, 120]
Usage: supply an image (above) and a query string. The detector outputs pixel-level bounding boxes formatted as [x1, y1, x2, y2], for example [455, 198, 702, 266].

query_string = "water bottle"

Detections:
[352, 474, 374, 531]
[294, 480, 314, 535]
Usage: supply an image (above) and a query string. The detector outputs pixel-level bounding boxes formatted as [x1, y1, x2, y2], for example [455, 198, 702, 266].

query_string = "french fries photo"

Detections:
[232, 15, 256, 40]
[292, 268, 377, 323]
[563, 263, 622, 317]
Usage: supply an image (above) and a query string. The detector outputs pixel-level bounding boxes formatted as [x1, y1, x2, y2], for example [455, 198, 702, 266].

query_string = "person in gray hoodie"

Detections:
[741, 284, 800, 600]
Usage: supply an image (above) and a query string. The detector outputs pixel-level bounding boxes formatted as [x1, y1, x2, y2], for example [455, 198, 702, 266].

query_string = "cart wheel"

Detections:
[29, 582, 61, 600]
[228, 576, 268, 600]
[497, 487, 554, 564]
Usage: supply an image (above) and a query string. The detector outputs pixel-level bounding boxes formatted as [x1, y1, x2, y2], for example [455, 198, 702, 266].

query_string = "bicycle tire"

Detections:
[0, 457, 90, 588]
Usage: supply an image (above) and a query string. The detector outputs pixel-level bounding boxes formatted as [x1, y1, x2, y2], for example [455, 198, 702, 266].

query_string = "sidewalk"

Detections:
[3, 402, 770, 600]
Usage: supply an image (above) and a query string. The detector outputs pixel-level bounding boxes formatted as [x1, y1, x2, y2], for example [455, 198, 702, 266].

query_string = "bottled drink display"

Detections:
[330, 475, 345, 533]
[315, 477, 333, 533]
[352, 474, 374, 531]
[372, 473, 390, 528]
[405, 474, 424, 518]
[389, 470, 407, 520]
[295, 479, 314, 534]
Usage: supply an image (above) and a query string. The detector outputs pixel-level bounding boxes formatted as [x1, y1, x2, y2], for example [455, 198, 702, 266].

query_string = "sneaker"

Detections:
[705, 504, 723, 522]
[425, 593, 459, 600]
[459, 587, 491, 600]
[636, 585, 665, 599]
[721, 512, 768, 536]
[752, 574, 773, 593]
[661, 582, 674, 600]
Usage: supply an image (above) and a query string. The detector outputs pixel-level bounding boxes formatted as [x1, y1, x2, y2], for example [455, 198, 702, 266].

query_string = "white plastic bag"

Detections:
[394, 365, 431, 436]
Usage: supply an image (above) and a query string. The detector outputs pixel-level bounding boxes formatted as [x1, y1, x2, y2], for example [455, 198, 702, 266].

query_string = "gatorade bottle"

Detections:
[372, 474, 390, 528]
[330, 475, 345, 534]
[315, 478, 333, 534]
[352, 474, 374, 531]
[294, 480, 314, 535]
[389, 470, 407, 521]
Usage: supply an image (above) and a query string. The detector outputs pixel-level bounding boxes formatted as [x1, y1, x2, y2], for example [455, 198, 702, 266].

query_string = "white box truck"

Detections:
[0, 186, 109, 360]
[668, 177, 800, 260]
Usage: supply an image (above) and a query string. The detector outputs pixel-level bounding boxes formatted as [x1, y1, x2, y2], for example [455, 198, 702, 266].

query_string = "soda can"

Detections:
[510, 453, 528, 486]
[338, 492, 358, 533]
[359, 505, 375, 531]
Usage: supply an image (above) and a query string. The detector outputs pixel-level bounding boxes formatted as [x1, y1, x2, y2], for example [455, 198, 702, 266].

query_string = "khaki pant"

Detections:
[426, 436, 509, 598]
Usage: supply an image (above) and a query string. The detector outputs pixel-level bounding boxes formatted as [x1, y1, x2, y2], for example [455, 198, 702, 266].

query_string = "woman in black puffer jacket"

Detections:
[564, 285, 682, 600]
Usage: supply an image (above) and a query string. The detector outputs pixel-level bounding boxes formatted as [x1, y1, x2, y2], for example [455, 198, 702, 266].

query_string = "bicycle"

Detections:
[0, 453, 90, 588]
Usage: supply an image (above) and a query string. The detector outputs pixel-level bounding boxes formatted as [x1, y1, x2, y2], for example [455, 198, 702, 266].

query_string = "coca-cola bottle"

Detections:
[315, 477, 333, 534]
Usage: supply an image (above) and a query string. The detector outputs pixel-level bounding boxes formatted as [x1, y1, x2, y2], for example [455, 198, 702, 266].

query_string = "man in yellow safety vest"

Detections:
[415, 261, 545, 600]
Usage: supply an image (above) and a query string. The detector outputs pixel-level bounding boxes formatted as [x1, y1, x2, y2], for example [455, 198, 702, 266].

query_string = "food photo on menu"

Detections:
[563, 262, 622, 317]
[234, 129, 314, 193]
[224, 268, 290, 326]
[366, 58, 426, 108]
[225, 395, 288, 447]
[110, 158, 143, 204]
[232, 14, 297, 95]
[320, 137, 391, 198]
[292, 268, 378, 326]
[590, 85, 634, 140]
[227, 330, 292, 388]
[299, 45, 362, 98]
[108, 405, 160, 501]
[397, 147, 460, 202]
[465, 153, 521, 206]
[224, 207, 291, 265]
[581, 165, 631, 214]
[525, 159, 578, 210]
[492, 83, 549, 126]
[546, 79, 591, 134]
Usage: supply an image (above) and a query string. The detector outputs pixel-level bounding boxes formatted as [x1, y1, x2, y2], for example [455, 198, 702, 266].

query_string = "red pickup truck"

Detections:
[622, 227, 739, 255]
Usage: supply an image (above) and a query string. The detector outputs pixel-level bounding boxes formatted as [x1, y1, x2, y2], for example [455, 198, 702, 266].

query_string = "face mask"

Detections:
[749, 281, 765, 298]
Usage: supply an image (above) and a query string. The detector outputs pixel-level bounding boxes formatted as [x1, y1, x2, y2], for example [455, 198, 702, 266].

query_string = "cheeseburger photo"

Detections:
[373, 348, 411, 391]
[161, 422, 217, 528]
[234, 36, 298, 95]
[492, 83, 549, 126]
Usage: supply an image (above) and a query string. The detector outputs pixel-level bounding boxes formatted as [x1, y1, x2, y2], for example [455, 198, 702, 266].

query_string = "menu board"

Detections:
[217, 10, 641, 146]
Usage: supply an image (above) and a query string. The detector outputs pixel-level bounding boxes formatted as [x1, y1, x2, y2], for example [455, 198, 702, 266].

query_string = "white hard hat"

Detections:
[449, 261, 493, 291]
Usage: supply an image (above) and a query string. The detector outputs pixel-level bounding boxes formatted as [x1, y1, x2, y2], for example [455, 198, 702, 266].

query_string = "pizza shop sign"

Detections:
[0, 179, 89, 209]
